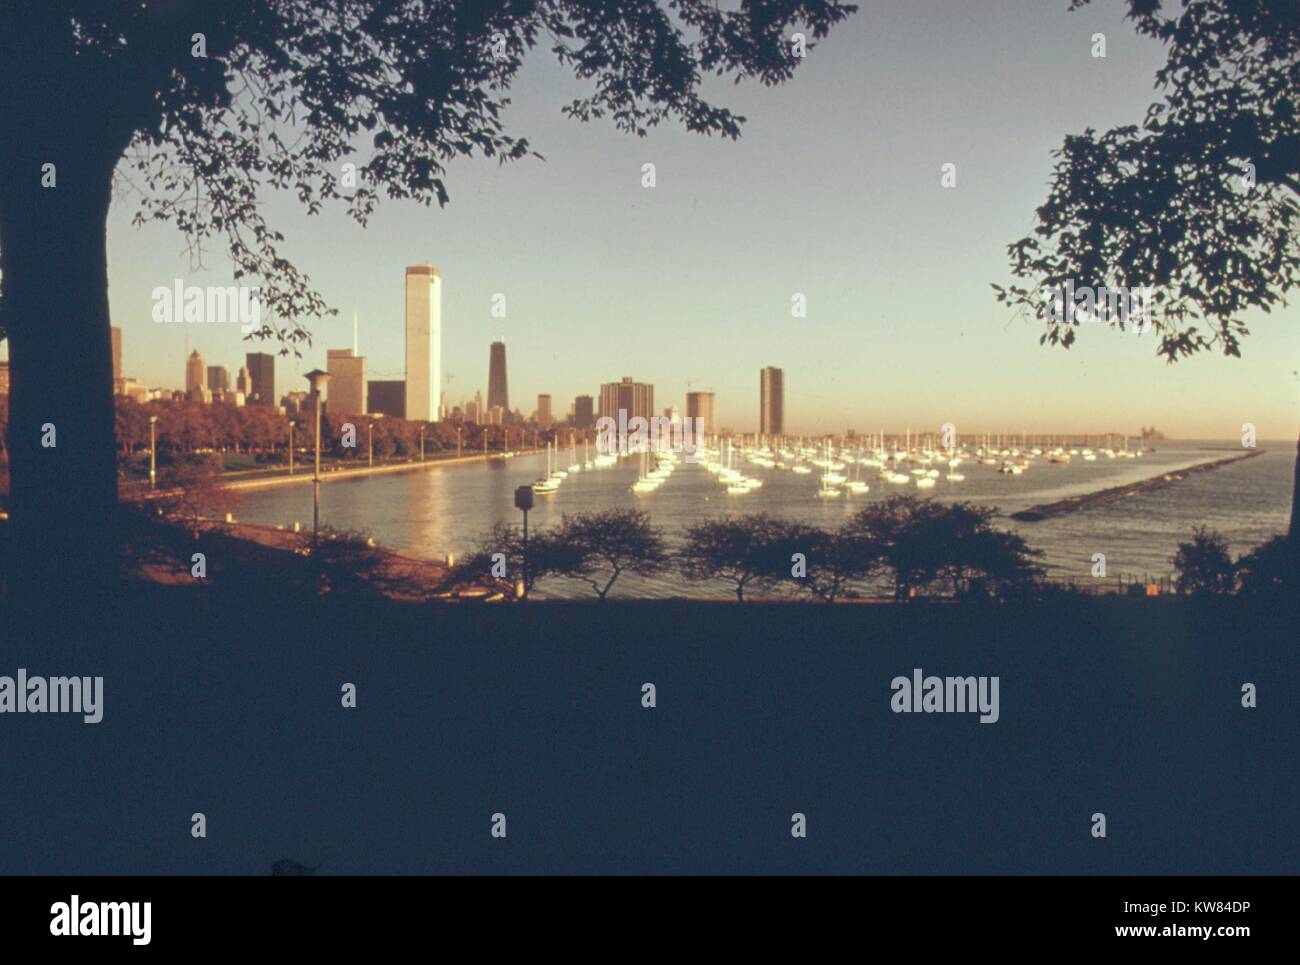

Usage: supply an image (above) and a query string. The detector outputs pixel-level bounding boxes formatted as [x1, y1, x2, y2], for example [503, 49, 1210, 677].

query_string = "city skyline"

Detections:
[98, 320, 1290, 442]
[52, 0, 1298, 437]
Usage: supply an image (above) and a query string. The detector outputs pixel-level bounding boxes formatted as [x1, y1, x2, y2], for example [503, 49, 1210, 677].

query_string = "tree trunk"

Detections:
[1290, 429, 1299, 543]
[0, 138, 125, 606]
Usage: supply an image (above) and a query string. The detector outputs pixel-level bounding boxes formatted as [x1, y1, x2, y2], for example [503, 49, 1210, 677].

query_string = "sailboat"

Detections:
[844, 451, 870, 494]
[631, 447, 662, 493]
[532, 442, 559, 494]
[815, 468, 841, 498]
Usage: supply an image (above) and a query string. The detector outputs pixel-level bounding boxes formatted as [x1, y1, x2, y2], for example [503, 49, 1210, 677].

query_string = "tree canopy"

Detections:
[995, 0, 1299, 361]
[0, 0, 858, 344]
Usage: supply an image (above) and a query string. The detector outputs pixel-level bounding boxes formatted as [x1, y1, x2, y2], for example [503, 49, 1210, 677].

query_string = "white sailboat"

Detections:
[631, 447, 662, 493]
[532, 442, 559, 494]
[815, 468, 841, 498]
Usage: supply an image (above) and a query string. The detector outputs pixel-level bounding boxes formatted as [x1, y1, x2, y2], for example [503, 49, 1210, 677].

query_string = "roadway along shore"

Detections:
[1009, 449, 1265, 522]
[220, 448, 543, 492]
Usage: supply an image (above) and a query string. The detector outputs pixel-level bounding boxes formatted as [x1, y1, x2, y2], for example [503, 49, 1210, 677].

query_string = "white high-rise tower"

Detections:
[404, 264, 441, 422]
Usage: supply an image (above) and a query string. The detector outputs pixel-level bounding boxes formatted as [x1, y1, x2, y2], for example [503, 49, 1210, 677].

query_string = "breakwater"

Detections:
[1009, 449, 1265, 521]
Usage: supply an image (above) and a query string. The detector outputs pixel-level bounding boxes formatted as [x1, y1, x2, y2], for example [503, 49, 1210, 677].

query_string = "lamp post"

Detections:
[304, 369, 331, 544]
[148, 415, 158, 489]
[456, 426, 462, 459]
[288, 420, 296, 476]
[514, 485, 534, 600]
[419, 425, 425, 462]
[368, 413, 384, 467]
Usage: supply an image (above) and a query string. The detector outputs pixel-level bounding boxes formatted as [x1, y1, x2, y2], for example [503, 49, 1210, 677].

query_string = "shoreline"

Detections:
[1009, 448, 1266, 521]
[224, 448, 541, 491]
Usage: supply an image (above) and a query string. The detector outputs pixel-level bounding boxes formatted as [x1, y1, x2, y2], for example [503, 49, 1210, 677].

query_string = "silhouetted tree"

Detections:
[995, 0, 1300, 553]
[678, 514, 788, 601]
[1235, 534, 1293, 595]
[780, 519, 882, 603]
[557, 509, 668, 601]
[939, 503, 1044, 598]
[954, 526, 1045, 600]
[445, 519, 586, 597]
[850, 495, 951, 600]
[0, 0, 856, 595]
[1172, 526, 1237, 595]
[158, 454, 240, 540]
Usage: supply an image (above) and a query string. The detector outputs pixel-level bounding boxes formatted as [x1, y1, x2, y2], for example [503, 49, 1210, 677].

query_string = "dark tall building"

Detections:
[368, 380, 406, 419]
[246, 352, 275, 406]
[207, 365, 230, 393]
[487, 340, 508, 412]
[574, 394, 595, 429]
[760, 367, 784, 437]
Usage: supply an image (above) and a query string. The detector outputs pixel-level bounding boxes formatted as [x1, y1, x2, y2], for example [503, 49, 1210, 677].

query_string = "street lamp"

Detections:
[456, 426, 462, 460]
[148, 415, 159, 489]
[304, 369, 331, 544]
[514, 484, 534, 600]
[288, 420, 296, 476]
[419, 425, 426, 462]
[367, 413, 384, 467]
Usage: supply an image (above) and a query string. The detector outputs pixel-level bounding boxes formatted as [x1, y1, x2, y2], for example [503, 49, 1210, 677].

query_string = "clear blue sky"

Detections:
[96, 0, 1298, 438]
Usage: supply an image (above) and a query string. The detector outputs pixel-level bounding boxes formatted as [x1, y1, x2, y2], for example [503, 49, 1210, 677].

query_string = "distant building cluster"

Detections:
[95, 266, 799, 437]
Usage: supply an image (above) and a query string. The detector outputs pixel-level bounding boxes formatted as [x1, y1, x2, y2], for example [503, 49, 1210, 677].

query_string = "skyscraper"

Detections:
[246, 352, 275, 406]
[327, 348, 367, 416]
[186, 350, 206, 397]
[760, 367, 784, 437]
[368, 380, 405, 419]
[600, 377, 654, 422]
[405, 265, 441, 422]
[574, 394, 595, 429]
[207, 366, 230, 393]
[687, 391, 716, 436]
[536, 394, 553, 427]
[487, 340, 508, 413]
[236, 365, 253, 398]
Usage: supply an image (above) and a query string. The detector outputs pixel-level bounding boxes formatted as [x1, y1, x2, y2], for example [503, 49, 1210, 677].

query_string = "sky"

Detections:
[92, 0, 1298, 439]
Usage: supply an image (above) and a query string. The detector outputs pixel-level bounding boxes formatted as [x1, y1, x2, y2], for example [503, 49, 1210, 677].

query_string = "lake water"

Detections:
[230, 441, 1294, 597]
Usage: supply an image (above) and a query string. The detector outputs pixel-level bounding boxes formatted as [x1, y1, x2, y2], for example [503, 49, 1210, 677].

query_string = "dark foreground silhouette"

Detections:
[1, 583, 1294, 875]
